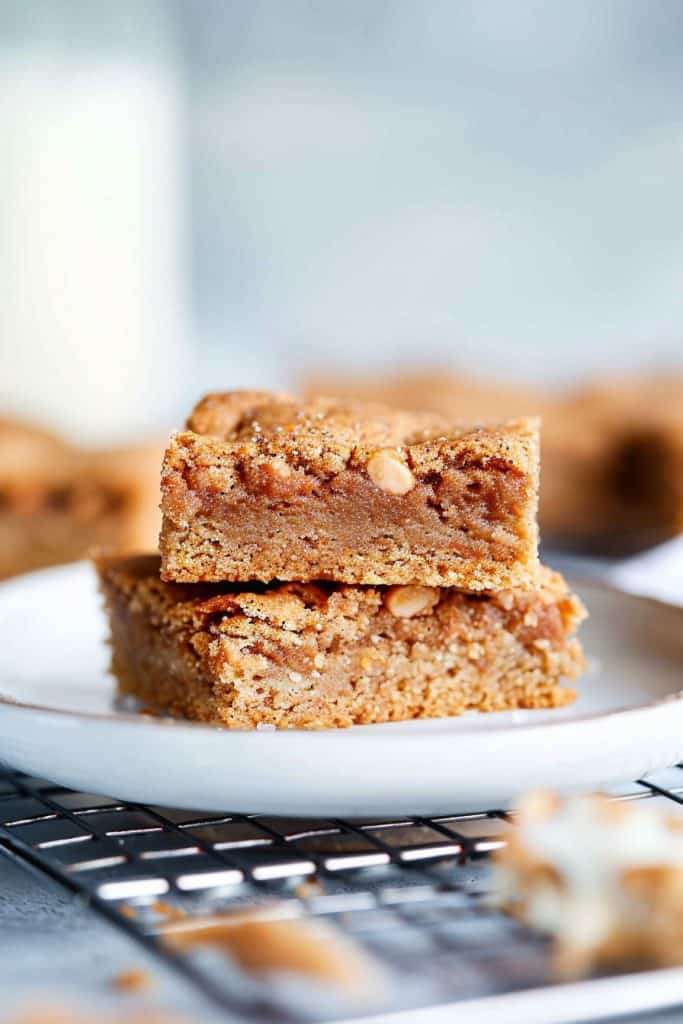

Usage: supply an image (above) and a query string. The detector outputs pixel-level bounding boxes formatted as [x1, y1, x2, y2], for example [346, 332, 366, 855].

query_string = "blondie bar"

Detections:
[160, 391, 540, 590]
[0, 418, 162, 579]
[492, 792, 683, 977]
[573, 372, 683, 542]
[98, 555, 585, 730]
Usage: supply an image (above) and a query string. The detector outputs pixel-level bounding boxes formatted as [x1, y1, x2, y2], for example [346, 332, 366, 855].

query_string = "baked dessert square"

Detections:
[159, 391, 541, 590]
[571, 373, 683, 544]
[0, 418, 162, 579]
[626, 419, 683, 537]
[97, 555, 585, 730]
[85, 440, 165, 555]
[492, 791, 683, 977]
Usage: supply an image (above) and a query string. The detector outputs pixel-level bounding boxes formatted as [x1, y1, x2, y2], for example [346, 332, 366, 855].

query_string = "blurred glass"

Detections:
[0, 0, 188, 442]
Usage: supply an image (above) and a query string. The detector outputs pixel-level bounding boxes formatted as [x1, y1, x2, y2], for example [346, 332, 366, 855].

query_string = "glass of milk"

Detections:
[0, 0, 189, 444]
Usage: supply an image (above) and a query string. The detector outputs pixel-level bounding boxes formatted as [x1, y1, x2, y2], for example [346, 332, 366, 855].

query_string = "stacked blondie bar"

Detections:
[98, 391, 586, 729]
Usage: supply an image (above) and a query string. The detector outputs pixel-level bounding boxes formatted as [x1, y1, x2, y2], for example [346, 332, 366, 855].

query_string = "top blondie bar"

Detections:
[160, 391, 540, 589]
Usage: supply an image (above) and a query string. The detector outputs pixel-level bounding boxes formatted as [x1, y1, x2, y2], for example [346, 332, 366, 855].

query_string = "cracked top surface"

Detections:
[179, 390, 540, 480]
[189, 390, 450, 446]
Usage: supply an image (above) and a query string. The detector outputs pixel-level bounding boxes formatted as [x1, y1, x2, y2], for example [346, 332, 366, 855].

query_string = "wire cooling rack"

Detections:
[0, 764, 682, 1022]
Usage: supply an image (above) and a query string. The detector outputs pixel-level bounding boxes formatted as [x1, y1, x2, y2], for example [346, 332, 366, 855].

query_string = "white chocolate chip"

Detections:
[313, 652, 325, 669]
[467, 642, 484, 661]
[366, 449, 416, 495]
[269, 457, 292, 478]
[288, 671, 303, 683]
[385, 585, 440, 618]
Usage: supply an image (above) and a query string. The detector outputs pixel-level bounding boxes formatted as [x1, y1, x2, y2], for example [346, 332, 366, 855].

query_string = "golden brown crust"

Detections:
[97, 554, 585, 730]
[160, 391, 540, 589]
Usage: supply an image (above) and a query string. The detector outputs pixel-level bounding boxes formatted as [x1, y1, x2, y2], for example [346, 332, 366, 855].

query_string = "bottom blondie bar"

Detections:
[98, 556, 585, 730]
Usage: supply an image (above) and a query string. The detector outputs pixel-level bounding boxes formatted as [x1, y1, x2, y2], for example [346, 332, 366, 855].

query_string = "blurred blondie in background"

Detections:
[303, 368, 683, 551]
[1, 0, 682, 576]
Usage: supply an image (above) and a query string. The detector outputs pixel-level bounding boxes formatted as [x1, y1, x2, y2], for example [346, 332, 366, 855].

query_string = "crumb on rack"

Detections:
[111, 967, 153, 992]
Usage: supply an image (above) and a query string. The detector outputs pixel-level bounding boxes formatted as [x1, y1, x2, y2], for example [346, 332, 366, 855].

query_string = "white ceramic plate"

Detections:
[0, 562, 681, 816]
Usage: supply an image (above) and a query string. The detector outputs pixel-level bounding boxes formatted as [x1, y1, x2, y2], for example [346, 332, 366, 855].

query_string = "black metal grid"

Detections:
[1, 764, 682, 1020]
